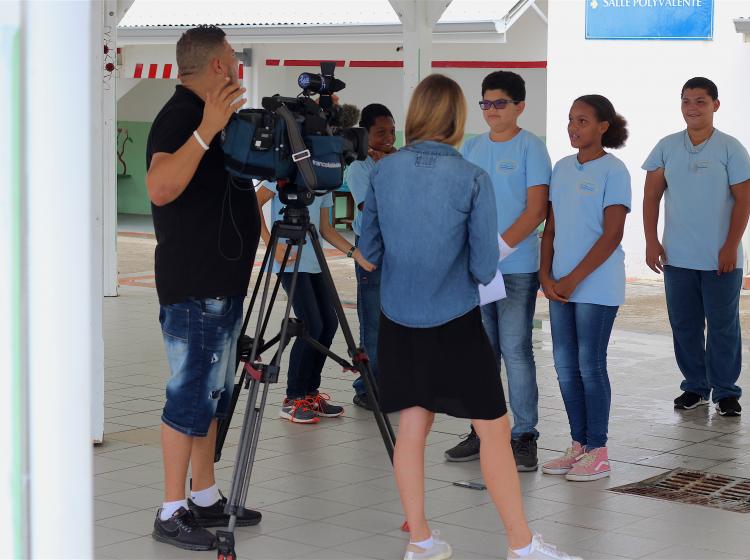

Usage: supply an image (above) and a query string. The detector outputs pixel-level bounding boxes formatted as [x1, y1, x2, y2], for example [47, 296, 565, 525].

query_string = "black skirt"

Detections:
[377, 307, 507, 420]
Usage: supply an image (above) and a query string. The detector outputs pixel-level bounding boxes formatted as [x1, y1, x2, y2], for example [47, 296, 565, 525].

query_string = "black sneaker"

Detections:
[152, 507, 217, 551]
[188, 491, 262, 528]
[717, 397, 742, 417]
[444, 426, 480, 462]
[511, 433, 538, 472]
[674, 391, 709, 410]
[352, 393, 373, 411]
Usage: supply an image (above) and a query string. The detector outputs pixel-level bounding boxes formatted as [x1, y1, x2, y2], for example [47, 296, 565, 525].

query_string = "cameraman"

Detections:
[145, 25, 261, 551]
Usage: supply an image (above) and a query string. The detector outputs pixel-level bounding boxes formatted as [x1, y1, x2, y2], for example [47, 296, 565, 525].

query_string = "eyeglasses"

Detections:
[478, 99, 520, 110]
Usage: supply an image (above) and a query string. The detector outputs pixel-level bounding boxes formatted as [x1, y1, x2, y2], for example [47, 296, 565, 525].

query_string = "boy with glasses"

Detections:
[444, 71, 550, 472]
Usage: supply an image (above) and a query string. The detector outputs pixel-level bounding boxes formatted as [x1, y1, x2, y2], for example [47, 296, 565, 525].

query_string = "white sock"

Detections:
[512, 540, 534, 557]
[411, 536, 434, 550]
[191, 483, 221, 507]
[160, 499, 188, 520]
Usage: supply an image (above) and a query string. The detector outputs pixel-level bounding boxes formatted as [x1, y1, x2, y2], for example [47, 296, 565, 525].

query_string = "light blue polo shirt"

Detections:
[550, 154, 631, 306]
[642, 129, 750, 271]
[263, 181, 333, 274]
[344, 156, 376, 236]
[460, 130, 551, 274]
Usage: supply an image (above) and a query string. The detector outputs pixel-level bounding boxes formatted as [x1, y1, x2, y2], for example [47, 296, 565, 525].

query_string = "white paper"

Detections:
[478, 269, 506, 305]
[498, 233, 517, 262]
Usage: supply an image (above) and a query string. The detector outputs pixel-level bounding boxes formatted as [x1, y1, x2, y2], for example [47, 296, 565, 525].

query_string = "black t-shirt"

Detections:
[146, 85, 260, 305]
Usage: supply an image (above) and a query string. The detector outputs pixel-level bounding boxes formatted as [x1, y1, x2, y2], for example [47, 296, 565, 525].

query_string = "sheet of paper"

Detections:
[478, 269, 506, 305]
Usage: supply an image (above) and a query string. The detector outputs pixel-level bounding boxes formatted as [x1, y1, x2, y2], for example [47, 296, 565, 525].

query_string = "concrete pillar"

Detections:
[24, 0, 96, 556]
[389, 0, 450, 118]
[0, 3, 26, 558]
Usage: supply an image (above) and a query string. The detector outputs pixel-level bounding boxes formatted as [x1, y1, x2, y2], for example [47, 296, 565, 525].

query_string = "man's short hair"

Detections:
[681, 76, 718, 100]
[481, 71, 526, 101]
[176, 25, 226, 77]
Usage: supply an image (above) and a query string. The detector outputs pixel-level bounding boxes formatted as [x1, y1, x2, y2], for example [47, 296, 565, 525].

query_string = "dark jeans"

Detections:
[549, 301, 618, 449]
[279, 272, 338, 399]
[353, 248, 382, 396]
[664, 265, 742, 402]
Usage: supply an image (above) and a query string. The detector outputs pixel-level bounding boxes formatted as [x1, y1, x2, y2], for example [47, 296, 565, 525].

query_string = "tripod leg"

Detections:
[306, 225, 396, 460]
[215, 223, 289, 461]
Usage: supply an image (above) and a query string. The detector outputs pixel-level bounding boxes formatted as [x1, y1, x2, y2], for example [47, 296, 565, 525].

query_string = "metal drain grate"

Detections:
[610, 469, 750, 513]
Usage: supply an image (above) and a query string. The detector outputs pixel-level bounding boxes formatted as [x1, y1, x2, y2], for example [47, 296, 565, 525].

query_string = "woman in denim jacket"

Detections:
[359, 74, 579, 560]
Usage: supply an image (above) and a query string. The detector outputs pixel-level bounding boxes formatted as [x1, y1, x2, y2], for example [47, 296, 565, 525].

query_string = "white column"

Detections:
[103, 0, 119, 298]
[390, 1, 450, 116]
[250, 44, 267, 110]
[0, 3, 27, 558]
[24, 0, 95, 557]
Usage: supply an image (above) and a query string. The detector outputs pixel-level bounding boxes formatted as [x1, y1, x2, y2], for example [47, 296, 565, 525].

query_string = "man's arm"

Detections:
[501, 185, 549, 247]
[146, 78, 245, 206]
[719, 179, 750, 275]
[643, 169, 667, 273]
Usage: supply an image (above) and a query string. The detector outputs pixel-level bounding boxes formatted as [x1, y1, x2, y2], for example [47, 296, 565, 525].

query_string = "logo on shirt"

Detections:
[578, 181, 598, 195]
[691, 161, 710, 174]
[496, 160, 518, 174]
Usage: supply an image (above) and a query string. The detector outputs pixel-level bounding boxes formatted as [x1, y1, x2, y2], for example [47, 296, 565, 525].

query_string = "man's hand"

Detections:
[554, 275, 578, 301]
[718, 243, 737, 275]
[645, 240, 667, 274]
[198, 78, 246, 143]
[541, 275, 568, 303]
[274, 244, 297, 267]
[353, 248, 376, 272]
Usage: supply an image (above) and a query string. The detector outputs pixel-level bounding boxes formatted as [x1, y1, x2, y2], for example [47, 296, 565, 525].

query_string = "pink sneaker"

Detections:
[541, 441, 584, 475]
[565, 447, 610, 481]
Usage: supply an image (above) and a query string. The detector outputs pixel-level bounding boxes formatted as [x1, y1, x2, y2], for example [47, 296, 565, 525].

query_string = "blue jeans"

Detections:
[480, 272, 539, 440]
[159, 296, 244, 436]
[664, 265, 742, 401]
[353, 235, 382, 396]
[549, 301, 618, 449]
[279, 272, 338, 399]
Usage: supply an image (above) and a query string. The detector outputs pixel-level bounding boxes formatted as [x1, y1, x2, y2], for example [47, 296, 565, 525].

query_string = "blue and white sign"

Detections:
[585, 0, 714, 40]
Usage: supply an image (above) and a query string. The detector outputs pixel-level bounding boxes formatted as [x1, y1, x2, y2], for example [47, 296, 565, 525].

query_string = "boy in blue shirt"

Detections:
[443, 71, 551, 471]
[643, 77, 750, 417]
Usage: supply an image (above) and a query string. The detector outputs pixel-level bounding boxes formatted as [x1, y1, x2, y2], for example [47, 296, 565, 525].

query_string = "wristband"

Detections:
[193, 129, 209, 151]
[346, 246, 356, 258]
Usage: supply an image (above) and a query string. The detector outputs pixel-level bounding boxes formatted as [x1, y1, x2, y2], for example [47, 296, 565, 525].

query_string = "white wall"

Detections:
[117, 5, 548, 137]
[547, 0, 750, 279]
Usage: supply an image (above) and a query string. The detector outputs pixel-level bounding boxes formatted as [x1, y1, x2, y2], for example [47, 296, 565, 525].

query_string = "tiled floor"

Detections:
[97, 279, 750, 559]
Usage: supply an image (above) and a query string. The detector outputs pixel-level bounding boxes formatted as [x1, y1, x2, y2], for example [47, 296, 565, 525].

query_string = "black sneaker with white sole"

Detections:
[188, 491, 262, 528]
[674, 391, 709, 410]
[152, 507, 217, 551]
[444, 426, 480, 462]
[716, 397, 742, 417]
[511, 433, 538, 472]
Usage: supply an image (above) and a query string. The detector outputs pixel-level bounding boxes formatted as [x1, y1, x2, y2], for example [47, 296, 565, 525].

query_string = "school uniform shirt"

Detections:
[263, 181, 334, 274]
[460, 130, 551, 274]
[344, 156, 376, 237]
[550, 154, 631, 306]
[642, 129, 750, 271]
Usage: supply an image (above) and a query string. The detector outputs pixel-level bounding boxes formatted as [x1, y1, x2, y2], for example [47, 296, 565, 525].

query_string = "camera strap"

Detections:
[275, 104, 318, 191]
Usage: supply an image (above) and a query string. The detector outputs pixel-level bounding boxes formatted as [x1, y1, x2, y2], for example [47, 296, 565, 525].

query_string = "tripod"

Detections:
[214, 202, 396, 560]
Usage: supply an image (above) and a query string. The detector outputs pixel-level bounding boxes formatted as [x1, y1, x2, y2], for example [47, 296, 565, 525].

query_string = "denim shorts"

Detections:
[159, 295, 244, 436]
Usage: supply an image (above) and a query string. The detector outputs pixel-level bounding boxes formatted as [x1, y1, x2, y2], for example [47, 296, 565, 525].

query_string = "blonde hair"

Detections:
[405, 74, 467, 147]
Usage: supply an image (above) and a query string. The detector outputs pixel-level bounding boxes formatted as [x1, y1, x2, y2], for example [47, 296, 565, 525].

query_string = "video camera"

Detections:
[222, 61, 368, 207]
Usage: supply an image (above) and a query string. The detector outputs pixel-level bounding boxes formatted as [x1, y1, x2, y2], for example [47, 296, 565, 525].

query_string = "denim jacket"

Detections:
[359, 141, 499, 328]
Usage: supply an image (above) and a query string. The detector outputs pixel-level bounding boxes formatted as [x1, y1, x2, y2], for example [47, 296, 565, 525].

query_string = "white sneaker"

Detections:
[403, 531, 453, 560]
[507, 534, 582, 559]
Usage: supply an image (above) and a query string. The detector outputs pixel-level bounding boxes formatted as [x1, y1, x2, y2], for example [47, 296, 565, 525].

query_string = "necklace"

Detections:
[684, 129, 714, 155]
